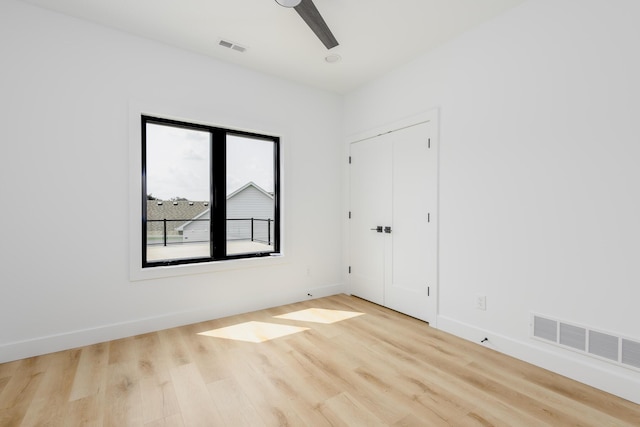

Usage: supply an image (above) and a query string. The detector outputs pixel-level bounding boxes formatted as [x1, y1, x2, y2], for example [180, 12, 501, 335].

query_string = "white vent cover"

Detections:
[534, 316, 557, 342]
[218, 39, 247, 53]
[622, 339, 640, 369]
[589, 330, 619, 361]
[531, 313, 640, 372]
[559, 323, 586, 351]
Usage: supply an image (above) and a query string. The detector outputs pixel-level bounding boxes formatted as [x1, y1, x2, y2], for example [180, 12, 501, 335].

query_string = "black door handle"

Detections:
[370, 226, 383, 233]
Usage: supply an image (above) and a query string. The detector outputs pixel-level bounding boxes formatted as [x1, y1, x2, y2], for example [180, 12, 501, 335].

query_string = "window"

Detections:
[142, 115, 280, 267]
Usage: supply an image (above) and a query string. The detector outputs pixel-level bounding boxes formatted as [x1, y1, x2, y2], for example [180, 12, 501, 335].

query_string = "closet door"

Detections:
[385, 122, 436, 322]
[349, 121, 437, 323]
[349, 133, 392, 305]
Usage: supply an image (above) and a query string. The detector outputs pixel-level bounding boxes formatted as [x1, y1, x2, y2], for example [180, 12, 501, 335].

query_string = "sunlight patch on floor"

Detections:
[274, 308, 364, 324]
[198, 321, 309, 343]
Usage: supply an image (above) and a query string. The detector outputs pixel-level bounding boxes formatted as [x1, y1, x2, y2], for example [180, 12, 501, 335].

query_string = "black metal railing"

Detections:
[226, 218, 272, 245]
[146, 218, 273, 246]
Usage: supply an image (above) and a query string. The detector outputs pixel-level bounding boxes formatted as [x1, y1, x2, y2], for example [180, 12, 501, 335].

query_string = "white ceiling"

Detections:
[20, 0, 526, 94]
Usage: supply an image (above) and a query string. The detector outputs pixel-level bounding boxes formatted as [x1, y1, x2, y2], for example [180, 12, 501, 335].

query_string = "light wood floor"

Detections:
[1, 294, 639, 426]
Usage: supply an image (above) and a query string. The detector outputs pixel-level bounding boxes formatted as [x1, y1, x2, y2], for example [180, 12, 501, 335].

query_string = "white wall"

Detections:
[344, 0, 640, 403]
[0, 0, 344, 361]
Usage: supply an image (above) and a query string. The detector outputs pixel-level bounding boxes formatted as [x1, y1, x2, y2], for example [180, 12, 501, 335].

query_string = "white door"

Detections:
[349, 134, 392, 305]
[349, 121, 437, 323]
[385, 122, 436, 321]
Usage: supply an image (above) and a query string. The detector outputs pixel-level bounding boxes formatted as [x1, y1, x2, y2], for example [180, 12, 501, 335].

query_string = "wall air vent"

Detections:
[218, 39, 247, 53]
[533, 316, 557, 342]
[588, 330, 619, 361]
[559, 323, 586, 351]
[531, 313, 640, 372]
[622, 339, 640, 369]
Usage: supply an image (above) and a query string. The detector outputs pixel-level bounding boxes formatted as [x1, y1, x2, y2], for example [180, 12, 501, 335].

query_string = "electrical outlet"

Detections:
[476, 295, 487, 311]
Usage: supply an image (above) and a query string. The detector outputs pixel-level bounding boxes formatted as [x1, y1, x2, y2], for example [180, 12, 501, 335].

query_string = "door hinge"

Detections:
[348, 266, 351, 274]
[348, 211, 351, 219]
[427, 286, 430, 297]
[349, 156, 352, 164]
[428, 138, 431, 149]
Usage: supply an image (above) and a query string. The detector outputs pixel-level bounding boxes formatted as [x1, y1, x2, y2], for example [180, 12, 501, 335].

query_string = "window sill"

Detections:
[130, 253, 286, 282]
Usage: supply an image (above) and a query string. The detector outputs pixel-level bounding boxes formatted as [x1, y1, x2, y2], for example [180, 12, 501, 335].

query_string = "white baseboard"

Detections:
[436, 315, 640, 405]
[306, 283, 348, 299]
[0, 309, 201, 363]
[0, 283, 346, 363]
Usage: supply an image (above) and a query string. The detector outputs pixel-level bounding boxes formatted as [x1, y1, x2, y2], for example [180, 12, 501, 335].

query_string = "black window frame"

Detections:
[141, 115, 280, 268]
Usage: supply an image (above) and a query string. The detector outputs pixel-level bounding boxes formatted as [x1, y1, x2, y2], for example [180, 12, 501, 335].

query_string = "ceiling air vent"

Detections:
[218, 39, 247, 53]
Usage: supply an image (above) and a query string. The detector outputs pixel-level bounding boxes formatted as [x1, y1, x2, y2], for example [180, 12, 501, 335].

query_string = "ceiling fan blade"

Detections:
[294, 0, 339, 50]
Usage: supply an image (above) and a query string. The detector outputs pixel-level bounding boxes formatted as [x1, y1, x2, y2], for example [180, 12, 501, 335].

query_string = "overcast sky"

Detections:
[146, 123, 274, 201]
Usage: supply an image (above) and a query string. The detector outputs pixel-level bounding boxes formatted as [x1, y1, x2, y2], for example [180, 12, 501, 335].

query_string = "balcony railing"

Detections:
[146, 218, 273, 246]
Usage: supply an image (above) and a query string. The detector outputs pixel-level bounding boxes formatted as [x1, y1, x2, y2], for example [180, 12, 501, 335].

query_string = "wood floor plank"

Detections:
[64, 394, 106, 427]
[69, 342, 109, 402]
[230, 353, 306, 426]
[0, 371, 45, 427]
[207, 376, 265, 426]
[143, 413, 184, 427]
[103, 338, 144, 426]
[0, 359, 20, 381]
[138, 376, 181, 425]
[464, 358, 635, 427]
[372, 336, 553, 423]
[169, 363, 223, 426]
[0, 294, 638, 426]
[134, 333, 164, 380]
[134, 332, 182, 424]
[20, 349, 81, 426]
[354, 346, 470, 424]
[0, 354, 53, 426]
[369, 337, 548, 426]
[157, 328, 192, 368]
[473, 350, 640, 426]
[280, 344, 342, 400]
[0, 377, 10, 398]
[178, 328, 219, 381]
[260, 355, 337, 426]
[321, 391, 387, 426]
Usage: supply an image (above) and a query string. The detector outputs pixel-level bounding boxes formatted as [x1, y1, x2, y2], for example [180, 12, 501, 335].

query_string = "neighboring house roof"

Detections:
[146, 200, 210, 221]
[227, 181, 274, 200]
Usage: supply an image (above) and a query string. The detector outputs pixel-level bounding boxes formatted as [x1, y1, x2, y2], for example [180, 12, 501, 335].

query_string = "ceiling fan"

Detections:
[275, 0, 339, 50]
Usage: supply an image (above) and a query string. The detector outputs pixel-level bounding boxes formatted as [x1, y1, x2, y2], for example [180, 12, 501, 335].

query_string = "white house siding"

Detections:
[227, 185, 274, 243]
[181, 210, 210, 243]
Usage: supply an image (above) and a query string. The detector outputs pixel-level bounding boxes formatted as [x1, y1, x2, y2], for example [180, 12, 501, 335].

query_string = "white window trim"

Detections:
[128, 99, 287, 281]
